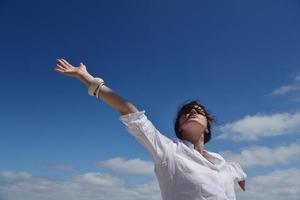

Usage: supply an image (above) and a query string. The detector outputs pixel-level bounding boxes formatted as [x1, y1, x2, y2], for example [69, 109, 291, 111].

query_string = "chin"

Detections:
[185, 118, 206, 125]
[183, 121, 205, 129]
[183, 134, 202, 142]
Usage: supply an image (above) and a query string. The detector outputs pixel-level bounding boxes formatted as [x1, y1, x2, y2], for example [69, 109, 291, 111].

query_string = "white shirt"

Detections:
[119, 110, 247, 200]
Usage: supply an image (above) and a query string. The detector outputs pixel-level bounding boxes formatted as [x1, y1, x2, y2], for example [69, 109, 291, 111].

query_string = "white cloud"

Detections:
[271, 85, 300, 95]
[0, 171, 160, 200]
[73, 173, 125, 187]
[236, 168, 300, 200]
[221, 142, 300, 168]
[216, 111, 300, 141]
[270, 74, 300, 96]
[295, 75, 300, 81]
[97, 157, 155, 176]
[1, 168, 300, 200]
[0, 171, 31, 183]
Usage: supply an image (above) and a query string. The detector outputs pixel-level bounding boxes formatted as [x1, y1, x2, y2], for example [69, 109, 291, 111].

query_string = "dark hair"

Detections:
[174, 100, 217, 144]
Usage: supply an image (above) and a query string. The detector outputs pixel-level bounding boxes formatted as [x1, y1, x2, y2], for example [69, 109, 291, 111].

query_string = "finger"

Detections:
[56, 59, 68, 68]
[56, 63, 67, 70]
[79, 62, 86, 68]
[57, 59, 70, 68]
[54, 68, 65, 74]
[60, 58, 73, 67]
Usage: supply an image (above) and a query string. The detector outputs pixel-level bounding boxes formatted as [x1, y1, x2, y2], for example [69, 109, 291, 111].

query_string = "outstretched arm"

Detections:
[54, 58, 139, 115]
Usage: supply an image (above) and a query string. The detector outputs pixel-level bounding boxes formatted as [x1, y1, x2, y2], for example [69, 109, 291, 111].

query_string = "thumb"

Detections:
[79, 62, 86, 69]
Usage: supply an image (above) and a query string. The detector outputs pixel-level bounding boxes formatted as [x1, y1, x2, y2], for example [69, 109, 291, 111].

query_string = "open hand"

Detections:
[54, 58, 88, 78]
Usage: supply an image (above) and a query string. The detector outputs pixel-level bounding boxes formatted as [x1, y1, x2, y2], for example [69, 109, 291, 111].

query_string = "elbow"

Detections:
[119, 103, 139, 115]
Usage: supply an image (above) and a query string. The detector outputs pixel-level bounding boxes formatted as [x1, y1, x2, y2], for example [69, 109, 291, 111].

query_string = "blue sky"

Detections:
[1, 0, 300, 199]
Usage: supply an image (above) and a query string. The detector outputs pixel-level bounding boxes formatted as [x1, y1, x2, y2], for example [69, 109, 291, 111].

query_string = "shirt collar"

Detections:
[182, 139, 195, 149]
[172, 138, 194, 149]
[172, 138, 226, 169]
[173, 138, 196, 150]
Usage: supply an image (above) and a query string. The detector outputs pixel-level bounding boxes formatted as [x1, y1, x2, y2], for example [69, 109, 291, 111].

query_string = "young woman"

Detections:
[55, 58, 247, 200]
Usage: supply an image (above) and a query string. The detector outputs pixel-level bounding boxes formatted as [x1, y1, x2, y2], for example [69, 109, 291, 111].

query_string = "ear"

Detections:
[205, 128, 209, 134]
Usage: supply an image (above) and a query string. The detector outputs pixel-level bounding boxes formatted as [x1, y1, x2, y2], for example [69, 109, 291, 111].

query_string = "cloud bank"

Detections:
[220, 142, 300, 168]
[97, 157, 155, 176]
[271, 74, 300, 96]
[236, 168, 300, 200]
[1, 168, 299, 200]
[216, 111, 300, 141]
[0, 171, 160, 200]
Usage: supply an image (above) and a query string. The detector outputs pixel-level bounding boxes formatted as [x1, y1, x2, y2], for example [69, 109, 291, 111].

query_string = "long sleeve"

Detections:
[228, 162, 247, 182]
[119, 110, 173, 164]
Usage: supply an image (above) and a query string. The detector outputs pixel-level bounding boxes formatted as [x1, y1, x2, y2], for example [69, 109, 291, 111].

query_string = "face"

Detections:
[178, 105, 208, 137]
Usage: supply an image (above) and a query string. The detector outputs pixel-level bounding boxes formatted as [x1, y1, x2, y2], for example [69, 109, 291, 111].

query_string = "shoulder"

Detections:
[226, 162, 247, 181]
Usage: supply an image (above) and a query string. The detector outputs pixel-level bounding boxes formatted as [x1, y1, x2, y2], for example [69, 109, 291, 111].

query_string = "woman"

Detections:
[55, 58, 247, 200]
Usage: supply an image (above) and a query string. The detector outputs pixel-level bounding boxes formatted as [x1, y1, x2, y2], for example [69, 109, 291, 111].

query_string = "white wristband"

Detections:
[94, 83, 103, 97]
[88, 77, 105, 97]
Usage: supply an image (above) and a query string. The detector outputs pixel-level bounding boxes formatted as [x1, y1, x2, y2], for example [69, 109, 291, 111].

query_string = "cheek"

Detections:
[178, 121, 183, 131]
[178, 116, 185, 125]
[178, 118, 186, 131]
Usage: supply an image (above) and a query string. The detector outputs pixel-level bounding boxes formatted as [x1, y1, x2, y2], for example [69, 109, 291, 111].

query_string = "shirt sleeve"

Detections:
[119, 110, 173, 164]
[227, 162, 247, 182]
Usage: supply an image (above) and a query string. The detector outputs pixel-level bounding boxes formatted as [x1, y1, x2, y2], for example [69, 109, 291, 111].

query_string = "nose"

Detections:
[189, 108, 197, 115]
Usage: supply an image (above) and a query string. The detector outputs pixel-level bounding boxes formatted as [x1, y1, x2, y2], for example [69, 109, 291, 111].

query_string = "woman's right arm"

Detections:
[54, 58, 139, 115]
[55, 58, 173, 163]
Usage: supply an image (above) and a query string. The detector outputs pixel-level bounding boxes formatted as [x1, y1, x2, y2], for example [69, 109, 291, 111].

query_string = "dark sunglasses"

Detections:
[180, 105, 206, 117]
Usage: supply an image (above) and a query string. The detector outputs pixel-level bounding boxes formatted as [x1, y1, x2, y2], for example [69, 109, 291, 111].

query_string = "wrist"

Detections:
[88, 77, 105, 97]
[76, 72, 94, 88]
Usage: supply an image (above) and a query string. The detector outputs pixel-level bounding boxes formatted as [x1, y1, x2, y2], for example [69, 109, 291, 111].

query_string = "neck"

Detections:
[183, 132, 205, 155]
[194, 138, 204, 155]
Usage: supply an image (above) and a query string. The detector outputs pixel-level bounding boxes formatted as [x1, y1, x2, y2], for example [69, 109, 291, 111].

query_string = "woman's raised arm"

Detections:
[54, 58, 139, 115]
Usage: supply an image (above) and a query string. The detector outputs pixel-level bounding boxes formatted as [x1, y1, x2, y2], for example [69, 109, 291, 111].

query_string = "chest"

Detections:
[163, 149, 235, 197]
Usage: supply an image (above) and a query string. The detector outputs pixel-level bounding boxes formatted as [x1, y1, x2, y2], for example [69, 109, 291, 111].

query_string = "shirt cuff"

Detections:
[119, 110, 146, 126]
[230, 162, 247, 181]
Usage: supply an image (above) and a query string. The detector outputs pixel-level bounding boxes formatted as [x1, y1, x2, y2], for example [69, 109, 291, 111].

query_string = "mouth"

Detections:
[187, 115, 197, 120]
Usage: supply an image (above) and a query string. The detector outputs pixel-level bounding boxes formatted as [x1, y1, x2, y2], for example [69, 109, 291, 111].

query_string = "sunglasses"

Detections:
[180, 105, 206, 117]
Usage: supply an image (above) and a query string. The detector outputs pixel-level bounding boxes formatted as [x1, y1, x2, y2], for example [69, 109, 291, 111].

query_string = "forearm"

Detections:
[76, 72, 139, 115]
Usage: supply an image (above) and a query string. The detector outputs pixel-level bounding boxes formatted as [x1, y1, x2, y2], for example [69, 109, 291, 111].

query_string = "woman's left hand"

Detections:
[238, 180, 246, 191]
